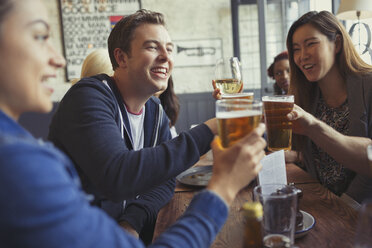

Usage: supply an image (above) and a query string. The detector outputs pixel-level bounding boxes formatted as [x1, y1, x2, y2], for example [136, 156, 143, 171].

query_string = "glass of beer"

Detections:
[214, 57, 243, 96]
[262, 95, 294, 151]
[221, 92, 254, 100]
[216, 99, 262, 148]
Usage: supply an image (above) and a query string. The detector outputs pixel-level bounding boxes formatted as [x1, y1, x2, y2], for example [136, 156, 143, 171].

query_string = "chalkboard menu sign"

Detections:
[59, 0, 141, 81]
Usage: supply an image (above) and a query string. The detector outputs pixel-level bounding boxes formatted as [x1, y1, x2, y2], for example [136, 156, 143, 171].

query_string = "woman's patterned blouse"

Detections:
[311, 95, 355, 196]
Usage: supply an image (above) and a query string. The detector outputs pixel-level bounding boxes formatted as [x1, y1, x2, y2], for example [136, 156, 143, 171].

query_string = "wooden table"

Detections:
[153, 163, 358, 247]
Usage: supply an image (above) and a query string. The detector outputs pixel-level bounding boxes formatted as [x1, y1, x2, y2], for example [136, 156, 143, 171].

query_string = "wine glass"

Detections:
[214, 57, 243, 96]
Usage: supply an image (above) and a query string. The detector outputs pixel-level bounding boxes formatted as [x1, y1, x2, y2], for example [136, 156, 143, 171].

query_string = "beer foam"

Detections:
[222, 92, 254, 98]
[262, 96, 294, 102]
[216, 110, 262, 119]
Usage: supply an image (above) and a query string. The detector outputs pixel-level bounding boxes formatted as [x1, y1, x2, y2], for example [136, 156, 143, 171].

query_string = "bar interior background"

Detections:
[21, 0, 372, 137]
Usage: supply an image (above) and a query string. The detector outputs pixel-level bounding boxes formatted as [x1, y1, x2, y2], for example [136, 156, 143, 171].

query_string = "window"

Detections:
[232, 0, 326, 97]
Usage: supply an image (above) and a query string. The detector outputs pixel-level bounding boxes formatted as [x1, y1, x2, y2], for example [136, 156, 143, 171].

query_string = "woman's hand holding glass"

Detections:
[286, 104, 318, 136]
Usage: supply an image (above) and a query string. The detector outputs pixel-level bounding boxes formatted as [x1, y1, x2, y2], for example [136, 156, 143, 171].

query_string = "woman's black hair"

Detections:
[159, 76, 180, 127]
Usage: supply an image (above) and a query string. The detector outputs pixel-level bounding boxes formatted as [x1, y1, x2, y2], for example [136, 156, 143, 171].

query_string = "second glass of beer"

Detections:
[216, 99, 262, 148]
[262, 95, 294, 151]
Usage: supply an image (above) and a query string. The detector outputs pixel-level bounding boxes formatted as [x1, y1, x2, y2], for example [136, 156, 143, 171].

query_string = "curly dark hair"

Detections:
[267, 51, 289, 79]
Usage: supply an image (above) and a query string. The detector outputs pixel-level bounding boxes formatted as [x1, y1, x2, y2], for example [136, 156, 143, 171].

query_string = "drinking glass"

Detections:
[216, 99, 262, 148]
[214, 57, 243, 96]
[262, 95, 294, 151]
[254, 184, 298, 248]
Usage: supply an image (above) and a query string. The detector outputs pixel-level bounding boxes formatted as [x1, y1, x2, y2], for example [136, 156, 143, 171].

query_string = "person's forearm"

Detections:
[206, 184, 235, 206]
[305, 118, 372, 177]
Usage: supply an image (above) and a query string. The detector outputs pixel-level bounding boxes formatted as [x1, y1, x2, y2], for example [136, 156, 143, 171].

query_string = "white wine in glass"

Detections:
[214, 57, 243, 95]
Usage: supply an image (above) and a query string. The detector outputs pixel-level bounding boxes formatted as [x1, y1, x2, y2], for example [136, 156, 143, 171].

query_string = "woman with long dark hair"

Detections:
[286, 11, 372, 202]
[157, 76, 180, 137]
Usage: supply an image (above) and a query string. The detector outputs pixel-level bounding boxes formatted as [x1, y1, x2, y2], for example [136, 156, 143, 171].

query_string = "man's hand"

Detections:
[207, 123, 266, 206]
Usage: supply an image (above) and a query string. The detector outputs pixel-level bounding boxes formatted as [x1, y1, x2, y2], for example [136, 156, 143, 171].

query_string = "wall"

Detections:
[44, 0, 234, 101]
[143, 0, 233, 94]
[42, 0, 70, 101]
[43, 0, 335, 101]
[30, 0, 336, 135]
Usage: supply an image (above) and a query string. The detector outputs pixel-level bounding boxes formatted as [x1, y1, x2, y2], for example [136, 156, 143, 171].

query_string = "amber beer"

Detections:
[216, 100, 262, 148]
[221, 92, 254, 100]
[262, 95, 294, 151]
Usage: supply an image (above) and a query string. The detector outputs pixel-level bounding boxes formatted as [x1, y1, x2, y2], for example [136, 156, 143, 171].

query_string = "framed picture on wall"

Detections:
[59, 0, 141, 81]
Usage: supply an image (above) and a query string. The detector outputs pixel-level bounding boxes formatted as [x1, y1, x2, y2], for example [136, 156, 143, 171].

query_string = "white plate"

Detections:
[176, 166, 212, 187]
[295, 210, 315, 239]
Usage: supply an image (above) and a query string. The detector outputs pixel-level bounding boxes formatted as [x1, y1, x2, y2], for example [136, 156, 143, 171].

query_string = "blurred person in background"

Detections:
[70, 48, 113, 85]
[267, 51, 290, 95]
